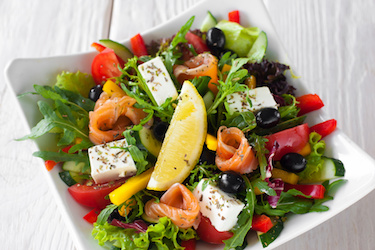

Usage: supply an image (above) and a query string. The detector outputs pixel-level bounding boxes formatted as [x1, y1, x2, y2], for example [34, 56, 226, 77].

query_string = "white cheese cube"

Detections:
[226, 86, 278, 114]
[138, 56, 178, 106]
[193, 179, 245, 232]
[88, 138, 137, 184]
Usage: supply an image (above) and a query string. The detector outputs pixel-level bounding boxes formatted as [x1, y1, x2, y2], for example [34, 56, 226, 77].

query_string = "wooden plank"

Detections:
[110, 0, 202, 41]
[264, 1, 375, 250]
[0, 1, 112, 249]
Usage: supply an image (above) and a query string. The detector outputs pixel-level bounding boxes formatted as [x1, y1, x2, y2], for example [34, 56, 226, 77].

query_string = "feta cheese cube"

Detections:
[138, 56, 178, 106]
[88, 138, 137, 184]
[193, 179, 245, 232]
[226, 86, 278, 114]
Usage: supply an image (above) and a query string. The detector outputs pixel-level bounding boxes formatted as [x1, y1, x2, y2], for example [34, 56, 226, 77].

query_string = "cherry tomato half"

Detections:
[196, 215, 233, 244]
[265, 123, 310, 161]
[91, 48, 124, 85]
[68, 178, 127, 209]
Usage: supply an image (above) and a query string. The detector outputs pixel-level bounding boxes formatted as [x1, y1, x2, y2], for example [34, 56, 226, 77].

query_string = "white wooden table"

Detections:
[1, 0, 375, 249]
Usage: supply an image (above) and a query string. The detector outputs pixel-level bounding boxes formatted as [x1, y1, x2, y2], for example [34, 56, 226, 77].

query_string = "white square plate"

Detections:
[5, 0, 375, 249]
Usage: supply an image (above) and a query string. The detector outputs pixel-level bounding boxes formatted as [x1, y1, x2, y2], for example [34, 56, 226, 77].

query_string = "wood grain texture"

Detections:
[1, 0, 375, 249]
[264, 0, 375, 249]
[0, 1, 112, 249]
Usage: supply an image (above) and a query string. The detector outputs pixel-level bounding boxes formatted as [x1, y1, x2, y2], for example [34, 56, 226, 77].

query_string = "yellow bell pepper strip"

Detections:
[118, 199, 137, 217]
[221, 64, 231, 81]
[271, 168, 299, 185]
[297, 143, 311, 157]
[109, 167, 154, 206]
[205, 134, 218, 151]
[245, 75, 257, 89]
[102, 79, 125, 97]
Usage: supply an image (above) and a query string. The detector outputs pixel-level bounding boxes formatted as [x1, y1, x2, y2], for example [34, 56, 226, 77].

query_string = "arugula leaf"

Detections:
[221, 111, 257, 132]
[247, 133, 269, 180]
[218, 51, 238, 70]
[251, 178, 277, 196]
[122, 130, 150, 175]
[160, 16, 195, 77]
[207, 58, 251, 115]
[224, 176, 255, 249]
[186, 164, 219, 191]
[33, 150, 90, 171]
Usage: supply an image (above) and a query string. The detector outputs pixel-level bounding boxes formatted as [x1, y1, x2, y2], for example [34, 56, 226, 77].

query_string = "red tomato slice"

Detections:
[196, 215, 233, 244]
[284, 183, 326, 199]
[185, 32, 210, 54]
[91, 48, 124, 85]
[68, 178, 127, 209]
[180, 239, 196, 250]
[265, 123, 310, 161]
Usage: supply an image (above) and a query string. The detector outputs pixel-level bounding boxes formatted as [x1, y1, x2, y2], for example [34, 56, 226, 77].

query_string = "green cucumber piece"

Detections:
[203, 90, 215, 110]
[257, 218, 284, 248]
[62, 161, 90, 174]
[299, 157, 345, 183]
[134, 127, 162, 158]
[59, 171, 77, 187]
[200, 11, 217, 32]
[99, 39, 133, 62]
[247, 31, 268, 62]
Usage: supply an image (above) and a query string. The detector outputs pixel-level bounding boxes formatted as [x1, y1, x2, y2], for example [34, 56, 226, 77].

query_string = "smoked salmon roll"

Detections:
[89, 92, 147, 145]
[144, 183, 201, 229]
[215, 126, 258, 174]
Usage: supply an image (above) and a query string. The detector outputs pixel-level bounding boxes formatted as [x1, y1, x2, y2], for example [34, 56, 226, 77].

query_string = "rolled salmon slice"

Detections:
[89, 92, 147, 145]
[215, 126, 258, 174]
[144, 183, 201, 229]
[173, 53, 219, 94]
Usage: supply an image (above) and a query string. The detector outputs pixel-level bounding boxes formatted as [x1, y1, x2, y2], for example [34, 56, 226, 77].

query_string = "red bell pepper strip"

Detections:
[130, 33, 148, 57]
[185, 32, 210, 54]
[180, 239, 196, 250]
[62, 145, 73, 154]
[284, 183, 326, 199]
[310, 119, 337, 138]
[91, 42, 106, 52]
[251, 214, 274, 233]
[228, 10, 240, 24]
[45, 160, 57, 171]
[296, 94, 324, 116]
[265, 123, 310, 161]
[83, 208, 101, 224]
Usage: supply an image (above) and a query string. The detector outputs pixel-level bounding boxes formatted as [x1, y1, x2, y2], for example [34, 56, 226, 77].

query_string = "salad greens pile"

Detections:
[18, 10, 347, 250]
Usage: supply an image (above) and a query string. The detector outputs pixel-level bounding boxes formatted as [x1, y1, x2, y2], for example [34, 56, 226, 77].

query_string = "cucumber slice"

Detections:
[99, 39, 133, 62]
[203, 90, 215, 110]
[200, 11, 217, 32]
[134, 127, 162, 158]
[247, 31, 268, 62]
[59, 171, 77, 187]
[299, 157, 346, 183]
[62, 161, 90, 174]
[257, 218, 284, 248]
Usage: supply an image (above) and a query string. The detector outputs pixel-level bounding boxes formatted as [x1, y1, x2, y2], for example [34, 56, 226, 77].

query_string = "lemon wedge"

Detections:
[147, 81, 207, 191]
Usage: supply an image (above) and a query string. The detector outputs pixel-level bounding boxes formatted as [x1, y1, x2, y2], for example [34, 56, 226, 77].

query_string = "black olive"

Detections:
[152, 121, 169, 142]
[198, 145, 216, 165]
[280, 153, 307, 173]
[206, 27, 226, 52]
[89, 84, 103, 102]
[218, 171, 245, 194]
[256, 107, 281, 129]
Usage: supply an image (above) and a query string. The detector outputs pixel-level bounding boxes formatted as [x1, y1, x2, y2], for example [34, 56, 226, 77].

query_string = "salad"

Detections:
[18, 9, 346, 250]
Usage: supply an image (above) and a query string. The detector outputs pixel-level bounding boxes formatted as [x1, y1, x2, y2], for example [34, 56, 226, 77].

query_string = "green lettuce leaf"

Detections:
[55, 71, 96, 98]
[216, 20, 260, 57]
